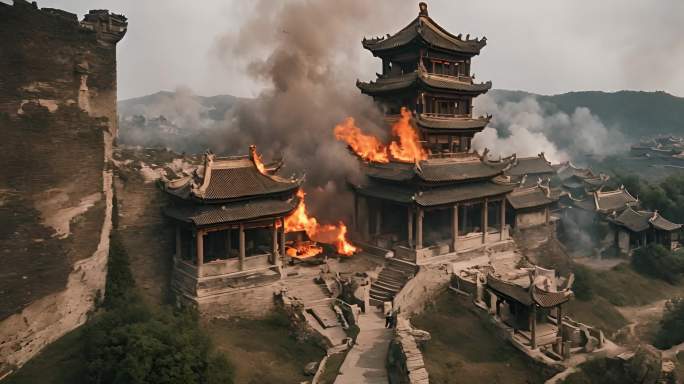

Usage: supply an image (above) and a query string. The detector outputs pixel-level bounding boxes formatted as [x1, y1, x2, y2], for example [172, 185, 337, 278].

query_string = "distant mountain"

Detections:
[490, 89, 684, 138]
[116, 89, 684, 150]
[118, 90, 245, 121]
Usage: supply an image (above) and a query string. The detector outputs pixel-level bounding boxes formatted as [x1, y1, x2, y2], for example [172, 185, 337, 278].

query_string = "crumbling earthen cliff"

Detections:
[0, 0, 126, 372]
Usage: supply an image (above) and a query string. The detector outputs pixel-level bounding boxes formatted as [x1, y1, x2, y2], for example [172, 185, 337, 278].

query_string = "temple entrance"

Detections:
[459, 203, 483, 236]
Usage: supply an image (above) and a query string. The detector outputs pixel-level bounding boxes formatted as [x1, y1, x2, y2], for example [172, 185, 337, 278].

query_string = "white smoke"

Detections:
[472, 93, 627, 163]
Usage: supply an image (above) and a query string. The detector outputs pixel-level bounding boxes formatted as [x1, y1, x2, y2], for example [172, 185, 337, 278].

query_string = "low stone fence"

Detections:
[387, 317, 430, 384]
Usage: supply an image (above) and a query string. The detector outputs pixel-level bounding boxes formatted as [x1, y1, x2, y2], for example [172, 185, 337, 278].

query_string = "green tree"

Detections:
[631, 244, 684, 284]
[654, 298, 684, 349]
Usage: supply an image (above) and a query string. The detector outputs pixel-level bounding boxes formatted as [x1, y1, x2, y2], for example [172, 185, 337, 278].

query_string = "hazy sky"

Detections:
[27, 0, 684, 100]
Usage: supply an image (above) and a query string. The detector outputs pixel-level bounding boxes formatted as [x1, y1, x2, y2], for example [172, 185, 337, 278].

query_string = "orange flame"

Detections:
[389, 108, 428, 162]
[285, 189, 358, 256]
[333, 107, 427, 163]
[333, 117, 390, 163]
[250, 144, 267, 174]
[286, 241, 324, 259]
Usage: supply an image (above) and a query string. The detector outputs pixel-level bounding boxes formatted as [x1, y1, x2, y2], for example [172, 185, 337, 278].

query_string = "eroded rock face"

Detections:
[0, 0, 125, 370]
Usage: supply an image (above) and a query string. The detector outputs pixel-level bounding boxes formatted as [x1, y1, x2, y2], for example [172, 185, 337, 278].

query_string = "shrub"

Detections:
[631, 244, 684, 284]
[571, 265, 595, 301]
[654, 297, 684, 350]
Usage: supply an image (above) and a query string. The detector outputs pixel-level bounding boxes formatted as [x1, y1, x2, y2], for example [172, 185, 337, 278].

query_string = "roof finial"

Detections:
[418, 2, 428, 17]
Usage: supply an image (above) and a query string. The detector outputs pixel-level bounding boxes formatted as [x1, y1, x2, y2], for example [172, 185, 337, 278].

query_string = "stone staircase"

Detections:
[369, 259, 419, 307]
[284, 276, 348, 345]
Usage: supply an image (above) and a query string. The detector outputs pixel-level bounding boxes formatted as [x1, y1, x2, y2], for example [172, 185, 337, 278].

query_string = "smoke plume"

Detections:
[206, 0, 405, 219]
[471, 92, 627, 163]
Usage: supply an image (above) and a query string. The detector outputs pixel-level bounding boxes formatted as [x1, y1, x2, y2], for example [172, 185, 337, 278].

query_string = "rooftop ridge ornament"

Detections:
[418, 2, 428, 17]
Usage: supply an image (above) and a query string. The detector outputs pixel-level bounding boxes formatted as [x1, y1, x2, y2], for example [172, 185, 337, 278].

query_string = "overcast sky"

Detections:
[27, 0, 684, 100]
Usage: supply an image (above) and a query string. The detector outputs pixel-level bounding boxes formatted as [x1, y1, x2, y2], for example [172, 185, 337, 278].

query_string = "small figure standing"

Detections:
[385, 309, 392, 328]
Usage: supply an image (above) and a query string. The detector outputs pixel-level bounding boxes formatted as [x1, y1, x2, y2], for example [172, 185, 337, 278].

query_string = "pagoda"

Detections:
[358, 1, 491, 155]
[350, 3, 561, 266]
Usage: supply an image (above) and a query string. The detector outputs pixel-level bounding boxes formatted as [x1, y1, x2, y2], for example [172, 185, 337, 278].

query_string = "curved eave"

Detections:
[416, 114, 490, 132]
[361, 16, 486, 57]
[357, 73, 492, 96]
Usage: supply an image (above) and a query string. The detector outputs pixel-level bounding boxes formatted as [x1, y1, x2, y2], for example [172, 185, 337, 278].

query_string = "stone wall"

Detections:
[0, 0, 125, 371]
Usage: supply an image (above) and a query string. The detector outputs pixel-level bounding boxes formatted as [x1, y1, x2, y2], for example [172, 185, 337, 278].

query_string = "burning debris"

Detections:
[284, 189, 358, 257]
[334, 107, 427, 163]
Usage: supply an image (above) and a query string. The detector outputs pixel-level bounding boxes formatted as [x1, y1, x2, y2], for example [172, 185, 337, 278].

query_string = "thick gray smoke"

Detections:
[208, 0, 405, 219]
[471, 93, 627, 163]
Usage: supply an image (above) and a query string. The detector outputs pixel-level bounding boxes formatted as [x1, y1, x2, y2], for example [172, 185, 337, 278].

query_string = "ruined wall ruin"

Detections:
[0, 0, 125, 371]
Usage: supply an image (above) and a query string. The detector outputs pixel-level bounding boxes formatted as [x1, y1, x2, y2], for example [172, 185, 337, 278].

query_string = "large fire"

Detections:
[284, 189, 358, 256]
[333, 107, 427, 163]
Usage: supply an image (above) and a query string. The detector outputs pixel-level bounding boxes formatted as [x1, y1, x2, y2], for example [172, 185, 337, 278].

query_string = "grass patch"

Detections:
[413, 292, 549, 384]
[586, 263, 673, 307]
[203, 311, 325, 384]
[564, 296, 628, 335]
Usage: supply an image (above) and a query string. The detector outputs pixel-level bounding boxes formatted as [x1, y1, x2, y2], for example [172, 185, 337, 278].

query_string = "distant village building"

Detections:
[609, 207, 682, 253]
[504, 153, 556, 187]
[161, 147, 302, 303]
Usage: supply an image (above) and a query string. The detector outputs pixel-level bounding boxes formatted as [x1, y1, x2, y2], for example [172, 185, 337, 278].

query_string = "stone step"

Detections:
[373, 279, 402, 291]
[370, 290, 394, 301]
[378, 270, 409, 282]
[388, 259, 419, 273]
[371, 281, 401, 294]
[369, 297, 384, 307]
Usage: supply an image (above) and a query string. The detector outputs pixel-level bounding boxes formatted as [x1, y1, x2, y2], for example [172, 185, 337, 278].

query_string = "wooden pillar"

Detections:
[175, 225, 182, 258]
[557, 304, 563, 337]
[239, 224, 246, 271]
[530, 305, 537, 349]
[462, 205, 468, 234]
[225, 227, 232, 258]
[416, 208, 424, 249]
[407, 207, 414, 248]
[482, 198, 489, 244]
[500, 199, 506, 241]
[452, 204, 459, 252]
[545, 207, 550, 226]
[196, 229, 204, 267]
[272, 219, 278, 265]
[279, 221, 286, 263]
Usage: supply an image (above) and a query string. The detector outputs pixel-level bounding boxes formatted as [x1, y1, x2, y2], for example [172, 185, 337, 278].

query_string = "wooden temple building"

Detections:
[161, 147, 302, 302]
[351, 3, 558, 264]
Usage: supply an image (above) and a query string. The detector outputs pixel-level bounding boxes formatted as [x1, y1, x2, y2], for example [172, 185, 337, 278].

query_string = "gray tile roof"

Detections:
[595, 189, 637, 212]
[416, 114, 490, 131]
[505, 155, 555, 177]
[363, 157, 510, 183]
[650, 213, 682, 231]
[357, 69, 492, 96]
[612, 207, 651, 232]
[507, 187, 557, 210]
[163, 156, 300, 202]
[362, 15, 486, 55]
[165, 197, 299, 227]
[353, 180, 513, 207]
